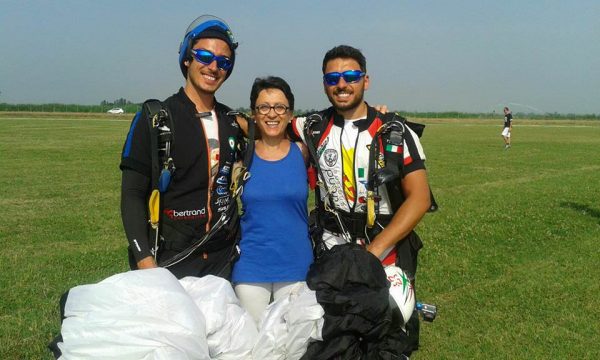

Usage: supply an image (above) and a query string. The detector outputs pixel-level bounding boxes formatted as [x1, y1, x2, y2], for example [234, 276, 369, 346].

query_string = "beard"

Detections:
[326, 88, 365, 112]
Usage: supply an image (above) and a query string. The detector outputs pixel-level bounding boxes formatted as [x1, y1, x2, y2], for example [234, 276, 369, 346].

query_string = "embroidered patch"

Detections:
[324, 149, 338, 167]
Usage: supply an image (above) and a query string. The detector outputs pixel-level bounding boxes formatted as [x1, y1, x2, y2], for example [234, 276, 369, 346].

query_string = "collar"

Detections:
[329, 102, 379, 131]
[175, 87, 226, 115]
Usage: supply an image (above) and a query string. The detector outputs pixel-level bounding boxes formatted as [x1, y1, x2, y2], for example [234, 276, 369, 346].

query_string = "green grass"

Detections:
[1, 114, 599, 359]
[416, 120, 600, 359]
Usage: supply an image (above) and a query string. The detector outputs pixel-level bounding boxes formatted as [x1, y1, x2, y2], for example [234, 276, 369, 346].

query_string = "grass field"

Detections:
[1, 113, 599, 359]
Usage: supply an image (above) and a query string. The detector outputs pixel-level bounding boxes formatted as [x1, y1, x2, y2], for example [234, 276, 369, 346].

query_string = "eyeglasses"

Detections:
[323, 70, 366, 86]
[190, 48, 233, 71]
[255, 104, 290, 115]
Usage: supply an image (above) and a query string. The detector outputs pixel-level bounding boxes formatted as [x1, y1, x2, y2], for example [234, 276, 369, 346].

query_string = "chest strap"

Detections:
[317, 206, 393, 239]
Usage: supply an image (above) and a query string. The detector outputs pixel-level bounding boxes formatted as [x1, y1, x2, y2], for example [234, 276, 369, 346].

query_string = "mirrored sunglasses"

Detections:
[323, 70, 365, 86]
[190, 48, 233, 71]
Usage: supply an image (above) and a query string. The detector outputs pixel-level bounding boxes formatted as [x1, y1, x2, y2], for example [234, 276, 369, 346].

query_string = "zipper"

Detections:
[350, 127, 360, 212]
[198, 111, 219, 233]
[339, 125, 360, 212]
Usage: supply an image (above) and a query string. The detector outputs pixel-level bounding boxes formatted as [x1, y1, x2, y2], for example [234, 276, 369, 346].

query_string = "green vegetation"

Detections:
[2, 103, 599, 120]
[400, 111, 600, 120]
[0, 113, 599, 359]
[0, 103, 141, 114]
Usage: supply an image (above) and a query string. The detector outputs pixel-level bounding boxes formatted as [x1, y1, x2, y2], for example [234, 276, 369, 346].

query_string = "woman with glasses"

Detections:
[231, 76, 313, 325]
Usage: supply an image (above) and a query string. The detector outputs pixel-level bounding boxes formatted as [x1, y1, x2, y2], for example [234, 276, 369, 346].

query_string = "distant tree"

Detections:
[298, 108, 320, 115]
[100, 98, 133, 107]
[234, 107, 251, 114]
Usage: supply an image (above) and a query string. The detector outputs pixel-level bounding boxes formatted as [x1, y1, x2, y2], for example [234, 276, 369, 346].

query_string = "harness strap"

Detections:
[143, 99, 175, 193]
[365, 113, 406, 226]
[143, 99, 174, 259]
[229, 111, 255, 198]
[317, 206, 394, 239]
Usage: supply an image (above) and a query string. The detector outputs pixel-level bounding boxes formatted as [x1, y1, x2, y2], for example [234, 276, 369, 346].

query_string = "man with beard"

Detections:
[120, 15, 244, 279]
[289, 45, 433, 356]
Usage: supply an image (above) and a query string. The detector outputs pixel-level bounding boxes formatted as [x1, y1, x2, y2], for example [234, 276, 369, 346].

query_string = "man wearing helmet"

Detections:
[120, 15, 244, 279]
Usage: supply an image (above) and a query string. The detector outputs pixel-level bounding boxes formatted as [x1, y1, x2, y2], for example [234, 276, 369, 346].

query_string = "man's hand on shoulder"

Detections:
[374, 104, 389, 114]
[235, 114, 249, 136]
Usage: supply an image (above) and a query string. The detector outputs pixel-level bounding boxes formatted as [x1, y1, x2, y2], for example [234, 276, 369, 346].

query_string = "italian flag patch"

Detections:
[385, 144, 403, 153]
[358, 167, 366, 183]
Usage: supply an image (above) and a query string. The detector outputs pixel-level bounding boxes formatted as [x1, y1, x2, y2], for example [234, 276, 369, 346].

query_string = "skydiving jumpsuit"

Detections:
[120, 88, 244, 279]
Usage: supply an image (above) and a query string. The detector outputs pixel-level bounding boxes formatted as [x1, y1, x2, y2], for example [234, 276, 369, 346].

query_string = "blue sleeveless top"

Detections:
[231, 143, 313, 283]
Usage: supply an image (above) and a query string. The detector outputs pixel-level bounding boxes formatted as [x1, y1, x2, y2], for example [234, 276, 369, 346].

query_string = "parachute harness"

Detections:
[158, 111, 254, 268]
[304, 114, 353, 244]
[366, 117, 405, 228]
[142, 101, 176, 261]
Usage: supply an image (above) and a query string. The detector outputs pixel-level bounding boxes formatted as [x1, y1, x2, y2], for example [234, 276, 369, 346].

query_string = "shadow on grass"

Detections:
[560, 201, 600, 224]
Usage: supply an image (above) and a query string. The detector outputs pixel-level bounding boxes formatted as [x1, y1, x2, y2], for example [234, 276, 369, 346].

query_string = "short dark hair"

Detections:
[250, 76, 295, 111]
[322, 45, 367, 73]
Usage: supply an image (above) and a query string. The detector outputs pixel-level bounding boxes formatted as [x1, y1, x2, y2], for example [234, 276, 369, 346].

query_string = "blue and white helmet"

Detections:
[385, 265, 416, 327]
[178, 15, 238, 79]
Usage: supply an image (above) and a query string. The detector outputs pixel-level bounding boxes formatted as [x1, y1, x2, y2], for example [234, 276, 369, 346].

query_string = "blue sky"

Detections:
[1, 0, 599, 114]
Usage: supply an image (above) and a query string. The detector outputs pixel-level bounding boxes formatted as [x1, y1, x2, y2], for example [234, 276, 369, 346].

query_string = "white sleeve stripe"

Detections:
[405, 127, 426, 160]
[293, 116, 307, 143]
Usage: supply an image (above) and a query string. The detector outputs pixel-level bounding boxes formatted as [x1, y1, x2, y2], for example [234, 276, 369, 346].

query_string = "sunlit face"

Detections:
[184, 38, 232, 95]
[253, 88, 291, 140]
[323, 58, 369, 113]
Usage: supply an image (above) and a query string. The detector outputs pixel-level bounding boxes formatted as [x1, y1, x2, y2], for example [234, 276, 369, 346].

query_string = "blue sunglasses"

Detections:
[323, 70, 365, 86]
[190, 48, 233, 71]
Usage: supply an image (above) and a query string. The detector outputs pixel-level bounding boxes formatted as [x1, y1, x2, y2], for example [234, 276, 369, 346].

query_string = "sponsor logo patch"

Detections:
[163, 208, 206, 220]
[219, 165, 231, 175]
[216, 175, 228, 185]
[324, 168, 341, 204]
[215, 196, 230, 206]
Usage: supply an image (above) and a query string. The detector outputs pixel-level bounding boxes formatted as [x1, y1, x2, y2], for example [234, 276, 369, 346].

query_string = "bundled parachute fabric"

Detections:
[55, 268, 209, 359]
[252, 283, 324, 360]
[52, 268, 258, 359]
[301, 243, 411, 360]
[179, 276, 257, 359]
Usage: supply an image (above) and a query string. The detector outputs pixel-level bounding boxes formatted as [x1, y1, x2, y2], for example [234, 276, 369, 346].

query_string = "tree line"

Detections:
[0, 102, 598, 120]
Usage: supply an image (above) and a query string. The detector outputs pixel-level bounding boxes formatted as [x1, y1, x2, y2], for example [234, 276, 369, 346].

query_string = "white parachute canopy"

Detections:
[55, 268, 325, 360]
